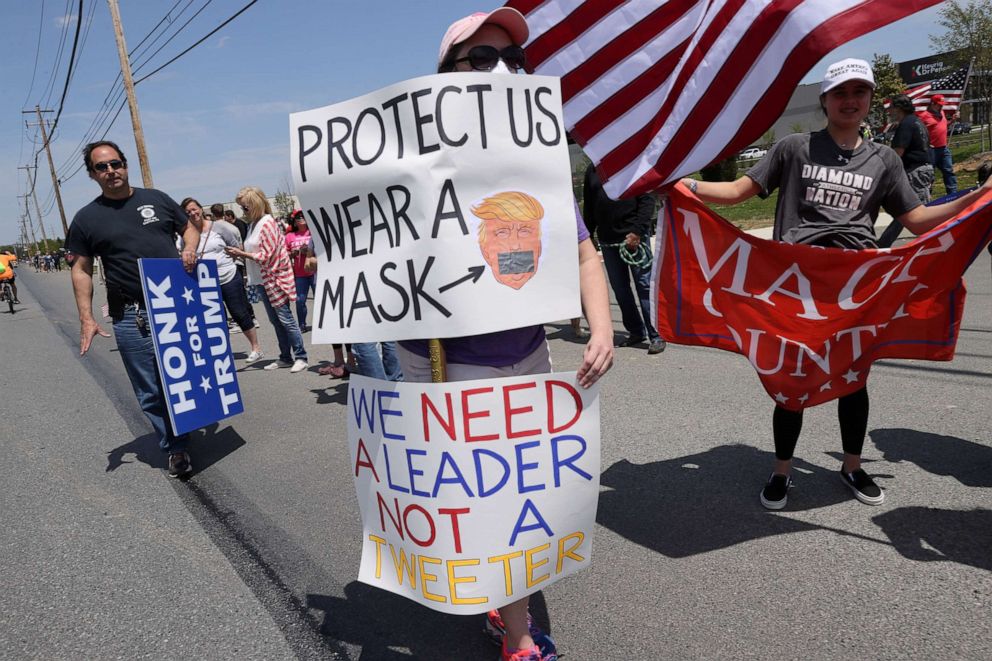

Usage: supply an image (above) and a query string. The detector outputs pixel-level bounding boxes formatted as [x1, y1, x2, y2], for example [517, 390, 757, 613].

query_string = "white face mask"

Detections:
[491, 59, 518, 75]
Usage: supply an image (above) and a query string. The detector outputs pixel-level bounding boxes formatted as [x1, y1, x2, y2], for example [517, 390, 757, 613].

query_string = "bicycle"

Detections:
[0, 280, 15, 314]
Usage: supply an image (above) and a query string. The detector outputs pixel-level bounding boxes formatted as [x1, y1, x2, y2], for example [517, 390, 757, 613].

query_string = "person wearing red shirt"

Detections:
[918, 94, 957, 194]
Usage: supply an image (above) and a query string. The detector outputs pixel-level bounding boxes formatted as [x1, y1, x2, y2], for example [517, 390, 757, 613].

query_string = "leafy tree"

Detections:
[869, 53, 905, 129]
[273, 189, 296, 218]
[931, 0, 992, 149]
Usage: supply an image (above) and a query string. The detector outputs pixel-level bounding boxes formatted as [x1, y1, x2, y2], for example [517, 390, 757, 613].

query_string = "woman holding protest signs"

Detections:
[180, 197, 263, 364]
[225, 186, 308, 374]
[681, 58, 992, 511]
[392, 8, 614, 661]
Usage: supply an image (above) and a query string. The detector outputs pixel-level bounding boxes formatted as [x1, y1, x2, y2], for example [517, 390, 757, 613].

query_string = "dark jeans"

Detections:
[113, 307, 190, 454]
[294, 274, 315, 328]
[602, 243, 658, 340]
[256, 286, 308, 363]
[220, 270, 255, 331]
[932, 145, 957, 194]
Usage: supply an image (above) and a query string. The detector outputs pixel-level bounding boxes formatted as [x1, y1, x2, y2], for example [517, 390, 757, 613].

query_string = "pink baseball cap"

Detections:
[438, 8, 529, 66]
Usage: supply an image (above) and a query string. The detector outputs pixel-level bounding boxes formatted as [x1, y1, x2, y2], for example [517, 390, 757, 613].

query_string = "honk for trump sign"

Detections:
[289, 73, 580, 343]
[347, 372, 600, 614]
[139, 259, 244, 434]
[654, 185, 992, 410]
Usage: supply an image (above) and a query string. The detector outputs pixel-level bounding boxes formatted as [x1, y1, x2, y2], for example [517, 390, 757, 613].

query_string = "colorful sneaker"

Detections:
[484, 609, 538, 646]
[760, 473, 791, 510]
[840, 468, 885, 505]
[501, 642, 542, 661]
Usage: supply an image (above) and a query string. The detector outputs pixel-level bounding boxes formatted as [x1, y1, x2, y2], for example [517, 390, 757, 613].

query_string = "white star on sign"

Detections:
[842, 369, 860, 384]
[774, 392, 789, 404]
[182, 287, 195, 304]
[199, 375, 212, 393]
[819, 381, 832, 392]
[798, 393, 810, 404]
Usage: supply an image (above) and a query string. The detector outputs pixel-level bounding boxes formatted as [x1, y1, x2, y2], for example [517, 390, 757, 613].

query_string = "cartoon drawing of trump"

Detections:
[472, 191, 544, 290]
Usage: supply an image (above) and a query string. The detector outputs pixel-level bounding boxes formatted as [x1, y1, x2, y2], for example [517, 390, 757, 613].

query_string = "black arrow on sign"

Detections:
[438, 265, 486, 293]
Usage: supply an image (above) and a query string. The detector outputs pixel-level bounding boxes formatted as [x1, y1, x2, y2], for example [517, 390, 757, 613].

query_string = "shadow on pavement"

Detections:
[873, 507, 992, 571]
[307, 583, 552, 659]
[105, 422, 245, 475]
[310, 382, 349, 406]
[597, 444, 852, 557]
[871, 428, 992, 488]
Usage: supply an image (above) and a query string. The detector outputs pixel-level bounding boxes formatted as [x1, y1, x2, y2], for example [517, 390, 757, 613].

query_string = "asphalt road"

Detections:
[2, 245, 990, 660]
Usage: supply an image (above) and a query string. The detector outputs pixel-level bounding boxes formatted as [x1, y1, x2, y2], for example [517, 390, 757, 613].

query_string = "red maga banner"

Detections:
[655, 185, 992, 410]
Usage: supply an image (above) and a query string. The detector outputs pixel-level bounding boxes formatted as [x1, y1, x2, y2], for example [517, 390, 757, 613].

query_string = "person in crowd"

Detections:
[0, 251, 19, 303]
[180, 198, 264, 363]
[66, 140, 200, 478]
[395, 9, 615, 661]
[223, 208, 249, 241]
[877, 94, 934, 247]
[920, 94, 957, 195]
[584, 164, 665, 353]
[285, 209, 314, 332]
[224, 186, 308, 373]
[681, 59, 992, 511]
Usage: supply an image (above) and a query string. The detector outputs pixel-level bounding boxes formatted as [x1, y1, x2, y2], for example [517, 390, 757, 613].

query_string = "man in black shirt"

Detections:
[66, 140, 200, 478]
[878, 95, 934, 247]
[583, 164, 666, 354]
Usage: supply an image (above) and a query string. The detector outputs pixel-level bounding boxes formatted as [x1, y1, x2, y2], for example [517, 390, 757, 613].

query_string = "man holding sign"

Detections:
[67, 141, 200, 478]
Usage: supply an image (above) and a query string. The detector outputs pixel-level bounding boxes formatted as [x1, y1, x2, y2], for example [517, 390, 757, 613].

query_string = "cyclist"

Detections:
[0, 252, 19, 303]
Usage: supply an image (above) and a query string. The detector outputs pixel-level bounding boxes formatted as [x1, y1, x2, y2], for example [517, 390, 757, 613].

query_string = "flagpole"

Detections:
[428, 339, 447, 383]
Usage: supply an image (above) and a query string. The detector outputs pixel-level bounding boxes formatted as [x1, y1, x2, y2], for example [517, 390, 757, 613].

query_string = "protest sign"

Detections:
[348, 371, 600, 614]
[290, 73, 580, 343]
[653, 184, 992, 410]
[139, 258, 244, 434]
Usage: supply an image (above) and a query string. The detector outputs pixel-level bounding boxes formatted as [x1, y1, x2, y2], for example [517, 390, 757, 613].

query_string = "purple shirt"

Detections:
[401, 201, 589, 367]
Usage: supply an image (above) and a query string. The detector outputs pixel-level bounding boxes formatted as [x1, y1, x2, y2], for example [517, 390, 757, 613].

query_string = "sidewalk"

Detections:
[743, 211, 898, 240]
[0, 273, 295, 660]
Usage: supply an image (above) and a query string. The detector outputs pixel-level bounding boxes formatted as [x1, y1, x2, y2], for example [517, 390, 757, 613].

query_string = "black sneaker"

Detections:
[760, 473, 791, 510]
[168, 452, 193, 479]
[648, 338, 667, 354]
[839, 468, 884, 505]
[617, 335, 646, 348]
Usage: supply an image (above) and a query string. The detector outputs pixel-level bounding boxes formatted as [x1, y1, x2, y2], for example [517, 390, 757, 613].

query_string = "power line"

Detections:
[43, 0, 84, 149]
[129, 0, 198, 67]
[132, 0, 214, 75]
[127, 0, 188, 57]
[39, 0, 74, 109]
[134, 0, 259, 85]
[20, 0, 47, 109]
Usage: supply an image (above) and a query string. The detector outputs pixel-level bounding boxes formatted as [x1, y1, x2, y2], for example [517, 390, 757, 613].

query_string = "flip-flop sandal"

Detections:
[318, 363, 348, 378]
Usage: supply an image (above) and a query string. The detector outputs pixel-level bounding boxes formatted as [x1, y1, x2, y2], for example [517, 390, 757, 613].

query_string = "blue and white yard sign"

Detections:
[138, 258, 244, 435]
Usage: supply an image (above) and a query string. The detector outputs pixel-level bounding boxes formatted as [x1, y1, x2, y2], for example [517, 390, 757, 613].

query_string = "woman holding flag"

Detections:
[681, 58, 992, 511]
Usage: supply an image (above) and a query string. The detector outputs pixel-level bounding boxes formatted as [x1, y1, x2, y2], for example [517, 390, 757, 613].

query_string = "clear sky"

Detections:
[0, 1, 948, 245]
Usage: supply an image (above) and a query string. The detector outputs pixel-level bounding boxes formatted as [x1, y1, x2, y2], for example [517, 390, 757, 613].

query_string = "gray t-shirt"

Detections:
[747, 130, 921, 248]
[178, 219, 243, 284]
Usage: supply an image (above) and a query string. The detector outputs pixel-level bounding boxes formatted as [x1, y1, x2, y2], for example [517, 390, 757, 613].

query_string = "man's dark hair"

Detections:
[83, 140, 127, 171]
[210, 203, 225, 217]
[223, 209, 236, 219]
[889, 94, 915, 115]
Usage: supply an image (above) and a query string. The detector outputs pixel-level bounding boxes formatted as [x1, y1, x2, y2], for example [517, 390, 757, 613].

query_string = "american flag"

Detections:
[906, 65, 971, 112]
[506, 0, 943, 198]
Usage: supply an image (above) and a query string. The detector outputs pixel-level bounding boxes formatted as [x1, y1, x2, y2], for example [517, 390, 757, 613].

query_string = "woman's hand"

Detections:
[225, 246, 249, 259]
[577, 331, 614, 388]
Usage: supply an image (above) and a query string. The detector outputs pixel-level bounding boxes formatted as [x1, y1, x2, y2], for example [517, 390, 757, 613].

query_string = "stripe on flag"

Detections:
[507, 0, 944, 198]
[906, 65, 971, 112]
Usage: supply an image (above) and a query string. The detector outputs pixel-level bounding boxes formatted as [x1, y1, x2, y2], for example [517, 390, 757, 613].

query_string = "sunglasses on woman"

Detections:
[454, 45, 527, 72]
[93, 159, 126, 172]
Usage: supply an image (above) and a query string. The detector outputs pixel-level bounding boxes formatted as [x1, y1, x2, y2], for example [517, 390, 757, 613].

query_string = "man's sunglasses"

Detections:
[93, 159, 126, 172]
[454, 45, 526, 72]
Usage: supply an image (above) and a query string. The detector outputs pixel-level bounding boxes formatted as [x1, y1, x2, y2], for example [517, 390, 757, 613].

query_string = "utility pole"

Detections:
[19, 198, 39, 255]
[107, 0, 153, 187]
[24, 106, 69, 236]
[19, 165, 51, 247]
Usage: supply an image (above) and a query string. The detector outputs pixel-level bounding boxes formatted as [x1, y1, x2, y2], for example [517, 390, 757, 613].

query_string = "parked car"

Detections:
[950, 121, 972, 135]
[739, 147, 768, 160]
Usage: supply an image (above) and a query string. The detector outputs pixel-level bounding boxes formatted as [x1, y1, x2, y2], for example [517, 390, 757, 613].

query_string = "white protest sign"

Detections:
[290, 73, 580, 343]
[347, 371, 600, 614]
